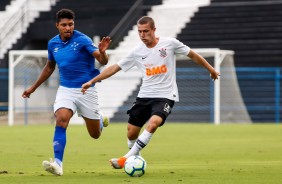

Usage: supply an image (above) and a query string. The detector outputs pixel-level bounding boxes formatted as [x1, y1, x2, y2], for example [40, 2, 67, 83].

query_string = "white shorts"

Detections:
[54, 86, 100, 120]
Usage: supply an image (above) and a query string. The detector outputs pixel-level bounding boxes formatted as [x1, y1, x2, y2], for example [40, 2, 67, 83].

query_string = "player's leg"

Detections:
[43, 108, 73, 176]
[110, 98, 174, 169]
[78, 86, 109, 139]
[82, 112, 109, 139]
[124, 99, 151, 156]
[84, 117, 101, 139]
[110, 98, 150, 169]
[109, 115, 161, 169]
[127, 124, 142, 154]
[110, 124, 141, 168]
[123, 115, 162, 158]
[54, 108, 73, 163]
[42, 86, 76, 176]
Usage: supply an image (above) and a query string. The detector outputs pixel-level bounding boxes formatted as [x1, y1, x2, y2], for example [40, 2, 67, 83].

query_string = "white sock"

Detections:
[127, 139, 141, 156]
[124, 129, 152, 158]
[127, 139, 136, 150]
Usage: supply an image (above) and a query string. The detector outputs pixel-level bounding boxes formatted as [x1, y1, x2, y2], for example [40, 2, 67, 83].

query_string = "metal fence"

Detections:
[236, 67, 281, 123]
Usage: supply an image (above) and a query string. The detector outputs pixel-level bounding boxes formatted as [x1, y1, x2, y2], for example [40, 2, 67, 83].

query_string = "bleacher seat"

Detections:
[177, 1, 282, 67]
[113, 0, 282, 123]
[176, 0, 282, 122]
[0, 0, 11, 11]
[12, 0, 162, 51]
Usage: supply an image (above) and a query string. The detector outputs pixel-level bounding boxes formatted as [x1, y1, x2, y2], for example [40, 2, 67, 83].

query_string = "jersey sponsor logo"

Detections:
[142, 56, 148, 60]
[159, 48, 167, 58]
[146, 64, 167, 76]
[54, 47, 59, 53]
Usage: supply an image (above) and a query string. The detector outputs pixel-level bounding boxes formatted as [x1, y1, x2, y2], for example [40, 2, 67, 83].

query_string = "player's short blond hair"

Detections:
[137, 16, 155, 29]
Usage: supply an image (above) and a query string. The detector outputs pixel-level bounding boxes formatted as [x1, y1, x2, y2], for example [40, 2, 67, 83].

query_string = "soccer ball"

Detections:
[124, 155, 147, 177]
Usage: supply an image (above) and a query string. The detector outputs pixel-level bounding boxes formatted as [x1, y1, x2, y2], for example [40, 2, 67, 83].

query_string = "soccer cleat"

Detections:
[42, 158, 63, 176]
[109, 157, 127, 169]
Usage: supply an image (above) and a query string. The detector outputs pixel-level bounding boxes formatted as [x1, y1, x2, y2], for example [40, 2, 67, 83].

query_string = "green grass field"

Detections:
[0, 123, 281, 184]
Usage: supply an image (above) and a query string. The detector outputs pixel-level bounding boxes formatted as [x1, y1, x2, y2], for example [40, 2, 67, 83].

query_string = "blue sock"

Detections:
[53, 126, 66, 167]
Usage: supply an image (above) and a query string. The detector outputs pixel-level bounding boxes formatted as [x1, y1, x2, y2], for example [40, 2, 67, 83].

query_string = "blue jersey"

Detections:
[48, 30, 100, 88]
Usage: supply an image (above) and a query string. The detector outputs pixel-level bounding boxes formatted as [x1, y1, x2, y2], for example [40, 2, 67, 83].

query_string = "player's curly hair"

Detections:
[56, 9, 75, 23]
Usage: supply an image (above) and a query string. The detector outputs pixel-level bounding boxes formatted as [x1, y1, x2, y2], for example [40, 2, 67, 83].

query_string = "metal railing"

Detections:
[0, 0, 57, 59]
[108, 0, 144, 48]
[0, 0, 29, 59]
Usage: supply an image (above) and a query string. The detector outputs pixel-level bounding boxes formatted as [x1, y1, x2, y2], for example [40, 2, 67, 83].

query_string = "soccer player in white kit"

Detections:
[81, 16, 220, 169]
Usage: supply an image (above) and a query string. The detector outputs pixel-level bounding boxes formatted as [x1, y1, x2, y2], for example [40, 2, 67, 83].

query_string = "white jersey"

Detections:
[117, 37, 190, 102]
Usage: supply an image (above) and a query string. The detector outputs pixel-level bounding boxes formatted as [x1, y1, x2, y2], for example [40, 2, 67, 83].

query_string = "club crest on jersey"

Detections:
[163, 103, 171, 113]
[159, 48, 167, 58]
[71, 42, 79, 50]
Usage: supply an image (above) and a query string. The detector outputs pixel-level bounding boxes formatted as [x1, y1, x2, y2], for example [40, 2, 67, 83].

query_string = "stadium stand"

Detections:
[16, 0, 161, 50]
[0, 0, 57, 67]
[113, 0, 282, 122]
[1, 0, 163, 124]
[176, 0, 282, 122]
[0, 0, 11, 11]
[100, 0, 214, 122]
[0, 0, 161, 115]
[0, 0, 56, 112]
[178, 0, 282, 67]
[1, 0, 282, 123]
[0, 0, 162, 66]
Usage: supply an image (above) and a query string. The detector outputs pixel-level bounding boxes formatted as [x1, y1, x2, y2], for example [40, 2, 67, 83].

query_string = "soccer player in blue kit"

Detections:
[22, 9, 111, 176]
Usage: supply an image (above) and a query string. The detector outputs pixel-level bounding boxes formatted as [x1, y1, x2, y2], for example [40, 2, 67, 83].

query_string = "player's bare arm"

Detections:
[22, 60, 56, 98]
[81, 64, 121, 94]
[188, 49, 220, 80]
[93, 36, 111, 65]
